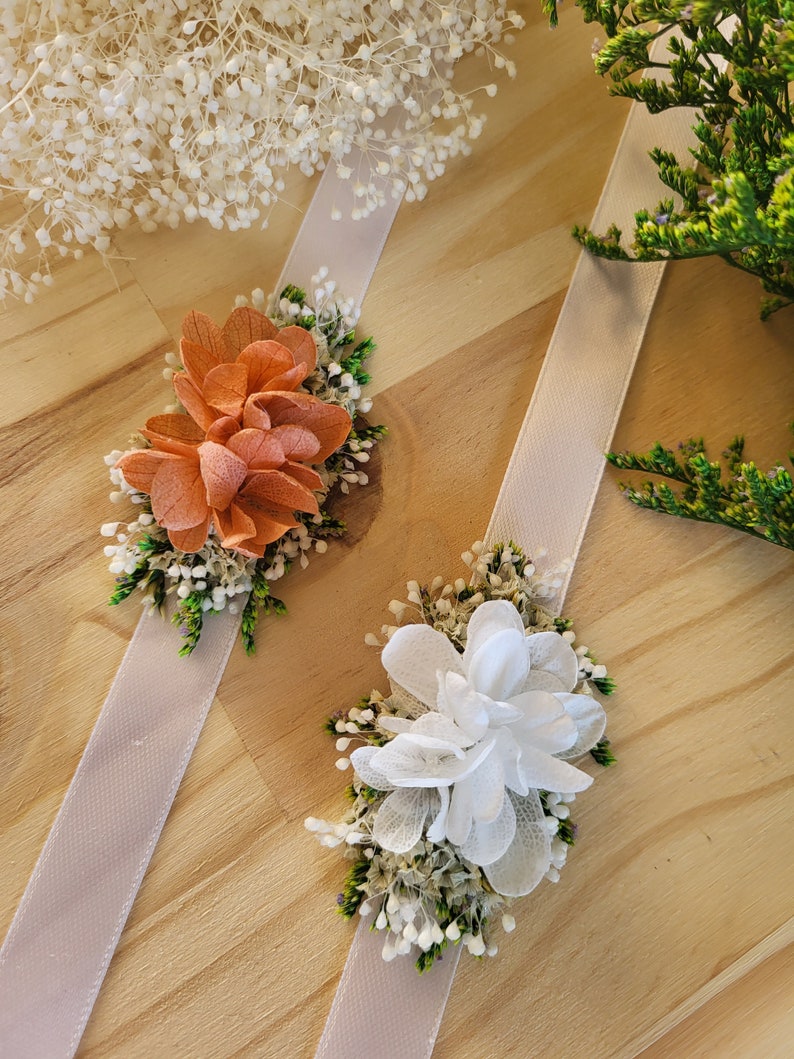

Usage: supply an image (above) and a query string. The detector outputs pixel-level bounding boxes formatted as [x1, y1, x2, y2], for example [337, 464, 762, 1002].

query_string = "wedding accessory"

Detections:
[309, 544, 613, 968]
[308, 31, 707, 1059]
[103, 279, 382, 653]
[0, 160, 403, 1057]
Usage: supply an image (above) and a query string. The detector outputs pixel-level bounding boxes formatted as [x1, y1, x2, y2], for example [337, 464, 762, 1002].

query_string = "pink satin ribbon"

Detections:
[275, 161, 403, 307]
[0, 605, 241, 1058]
[0, 153, 405, 1057]
[315, 919, 461, 1059]
[313, 38, 707, 1059]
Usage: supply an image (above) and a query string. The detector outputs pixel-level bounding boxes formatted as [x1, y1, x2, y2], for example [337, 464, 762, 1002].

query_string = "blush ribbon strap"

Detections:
[313, 36, 707, 1059]
[0, 154, 404, 1058]
[315, 917, 461, 1059]
[0, 605, 240, 1058]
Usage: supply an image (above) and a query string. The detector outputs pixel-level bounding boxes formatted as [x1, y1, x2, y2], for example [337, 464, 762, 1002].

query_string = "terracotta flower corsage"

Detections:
[103, 279, 383, 653]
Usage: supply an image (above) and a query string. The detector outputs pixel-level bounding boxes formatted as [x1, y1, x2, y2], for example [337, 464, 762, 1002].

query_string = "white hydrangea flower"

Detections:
[351, 600, 606, 897]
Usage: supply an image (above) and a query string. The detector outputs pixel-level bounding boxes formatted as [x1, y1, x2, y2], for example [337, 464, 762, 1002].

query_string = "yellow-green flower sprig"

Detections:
[607, 432, 794, 549]
[544, 0, 794, 317]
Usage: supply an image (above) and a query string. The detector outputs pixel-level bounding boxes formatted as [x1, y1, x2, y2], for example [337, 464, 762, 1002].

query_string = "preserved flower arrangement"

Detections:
[308, 543, 615, 970]
[103, 273, 384, 654]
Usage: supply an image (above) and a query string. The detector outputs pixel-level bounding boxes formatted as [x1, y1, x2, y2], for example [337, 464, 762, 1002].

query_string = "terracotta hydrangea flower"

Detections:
[117, 307, 352, 557]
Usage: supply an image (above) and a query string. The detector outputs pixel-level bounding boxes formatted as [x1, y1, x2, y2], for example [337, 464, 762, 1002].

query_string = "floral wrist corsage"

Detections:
[102, 274, 384, 654]
[308, 543, 615, 970]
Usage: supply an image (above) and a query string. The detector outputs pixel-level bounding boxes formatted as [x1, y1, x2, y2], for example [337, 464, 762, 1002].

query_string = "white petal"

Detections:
[485, 698, 523, 726]
[350, 745, 395, 791]
[440, 671, 490, 740]
[522, 632, 579, 694]
[446, 775, 473, 846]
[518, 713, 578, 755]
[554, 693, 608, 759]
[382, 624, 465, 708]
[509, 688, 565, 725]
[408, 710, 475, 748]
[493, 728, 527, 796]
[400, 732, 465, 758]
[484, 790, 551, 897]
[462, 599, 524, 669]
[375, 733, 496, 788]
[371, 734, 460, 788]
[372, 787, 432, 853]
[467, 749, 505, 823]
[468, 628, 529, 701]
[516, 743, 593, 793]
[386, 683, 427, 719]
[378, 716, 415, 734]
[426, 785, 449, 843]
[459, 789, 516, 866]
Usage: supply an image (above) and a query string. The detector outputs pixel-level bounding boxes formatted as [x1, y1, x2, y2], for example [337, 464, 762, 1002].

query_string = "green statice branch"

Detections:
[108, 534, 169, 606]
[607, 432, 794, 548]
[544, 0, 794, 315]
[241, 566, 287, 655]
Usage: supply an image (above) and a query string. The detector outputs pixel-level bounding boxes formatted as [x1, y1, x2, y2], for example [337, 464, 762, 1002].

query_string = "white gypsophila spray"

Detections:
[0, 1, 524, 302]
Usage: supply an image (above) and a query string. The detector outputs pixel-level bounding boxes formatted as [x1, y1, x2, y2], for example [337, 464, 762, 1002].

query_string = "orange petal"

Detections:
[235, 500, 300, 554]
[203, 362, 249, 419]
[206, 416, 240, 445]
[222, 306, 279, 355]
[116, 449, 172, 494]
[150, 455, 209, 530]
[169, 515, 211, 553]
[242, 395, 272, 431]
[282, 460, 324, 492]
[173, 372, 217, 432]
[142, 413, 204, 445]
[257, 363, 311, 393]
[269, 424, 321, 461]
[197, 441, 247, 510]
[142, 435, 204, 459]
[226, 428, 286, 469]
[276, 325, 317, 372]
[180, 338, 223, 390]
[237, 340, 294, 391]
[182, 310, 233, 361]
[214, 500, 258, 550]
[242, 468, 319, 515]
[215, 501, 298, 557]
[258, 392, 352, 461]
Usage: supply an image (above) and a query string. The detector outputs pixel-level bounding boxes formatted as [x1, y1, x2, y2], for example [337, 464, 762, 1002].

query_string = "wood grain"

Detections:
[1, 7, 792, 1058]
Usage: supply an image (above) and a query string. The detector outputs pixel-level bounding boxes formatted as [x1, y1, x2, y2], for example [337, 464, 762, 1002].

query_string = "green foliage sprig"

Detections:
[544, 0, 794, 316]
[607, 431, 794, 548]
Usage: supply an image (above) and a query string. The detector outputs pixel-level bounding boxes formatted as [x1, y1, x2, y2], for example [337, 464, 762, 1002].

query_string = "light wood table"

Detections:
[1, 8, 792, 1058]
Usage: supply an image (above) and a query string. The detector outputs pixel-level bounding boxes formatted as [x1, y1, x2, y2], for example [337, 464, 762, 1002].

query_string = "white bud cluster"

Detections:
[375, 890, 447, 960]
[304, 817, 368, 849]
[0, 0, 524, 301]
[577, 648, 609, 684]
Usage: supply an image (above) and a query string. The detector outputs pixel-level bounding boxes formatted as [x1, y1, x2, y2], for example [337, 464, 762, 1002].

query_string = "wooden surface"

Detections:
[1, 7, 792, 1058]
